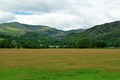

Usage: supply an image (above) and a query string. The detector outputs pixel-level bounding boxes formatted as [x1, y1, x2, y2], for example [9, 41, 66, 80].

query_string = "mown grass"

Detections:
[0, 49, 120, 80]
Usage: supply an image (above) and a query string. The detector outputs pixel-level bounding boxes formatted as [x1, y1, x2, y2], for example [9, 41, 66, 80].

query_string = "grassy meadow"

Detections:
[0, 49, 120, 80]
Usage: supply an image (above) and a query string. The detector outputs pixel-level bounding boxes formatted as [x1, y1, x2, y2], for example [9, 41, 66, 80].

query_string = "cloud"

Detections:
[16, 12, 84, 30]
[67, 0, 119, 26]
[0, 11, 15, 23]
[0, 0, 68, 12]
[105, 1, 120, 20]
[0, 0, 120, 30]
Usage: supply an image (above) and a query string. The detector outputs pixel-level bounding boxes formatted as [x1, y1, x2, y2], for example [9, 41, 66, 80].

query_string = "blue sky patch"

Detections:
[13, 11, 33, 15]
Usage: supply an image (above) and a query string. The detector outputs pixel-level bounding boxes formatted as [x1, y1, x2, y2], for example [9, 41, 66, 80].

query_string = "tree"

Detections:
[0, 40, 3, 48]
[11, 40, 18, 48]
[92, 41, 107, 48]
[77, 38, 91, 48]
[0, 39, 12, 48]
[22, 41, 38, 48]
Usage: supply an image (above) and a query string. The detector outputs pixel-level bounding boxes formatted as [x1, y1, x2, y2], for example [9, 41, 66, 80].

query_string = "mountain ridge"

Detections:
[0, 21, 120, 48]
[64, 21, 120, 46]
[0, 22, 85, 38]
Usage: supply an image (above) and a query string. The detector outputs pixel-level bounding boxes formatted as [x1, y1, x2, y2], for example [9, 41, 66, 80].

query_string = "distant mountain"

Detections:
[0, 22, 84, 38]
[0, 22, 85, 48]
[0, 22, 63, 38]
[64, 21, 120, 45]
[0, 21, 119, 48]
[66, 29, 85, 34]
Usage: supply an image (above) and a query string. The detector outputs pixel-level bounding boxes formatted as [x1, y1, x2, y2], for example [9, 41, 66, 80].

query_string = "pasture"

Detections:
[0, 49, 120, 80]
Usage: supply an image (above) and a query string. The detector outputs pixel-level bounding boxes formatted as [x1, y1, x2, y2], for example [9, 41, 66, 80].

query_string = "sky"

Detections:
[0, 0, 120, 30]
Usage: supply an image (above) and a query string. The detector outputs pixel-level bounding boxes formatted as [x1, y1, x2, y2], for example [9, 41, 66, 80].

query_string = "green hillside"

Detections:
[81, 21, 120, 40]
[0, 22, 64, 38]
[0, 21, 120, 48]
[0, 22, 84, 48]
[64, 21, 120, 47]
[0, 22, 84, 38]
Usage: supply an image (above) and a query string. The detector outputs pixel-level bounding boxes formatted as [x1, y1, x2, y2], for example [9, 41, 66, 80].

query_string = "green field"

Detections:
[0, 49, 120, 80]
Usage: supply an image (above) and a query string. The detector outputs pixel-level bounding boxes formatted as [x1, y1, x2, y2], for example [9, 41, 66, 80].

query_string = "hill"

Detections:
[64, 21, 120, 47]
[0, 21, 120, 48]
[0, 22, 84, 38]
[0, 22, 64, 38]
[0, 22, 84, 48]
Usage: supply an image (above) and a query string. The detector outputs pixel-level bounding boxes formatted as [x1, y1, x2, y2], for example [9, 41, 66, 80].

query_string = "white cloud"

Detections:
[0, 0, 68, 12]
[16, 12, 84, 30]
[105, 1, 120, 20]
[0, 11, 15, 23]
[0, 0, 120, 30]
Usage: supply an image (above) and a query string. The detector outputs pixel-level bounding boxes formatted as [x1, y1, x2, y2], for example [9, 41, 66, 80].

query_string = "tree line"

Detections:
[0, 38, 119, 49]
